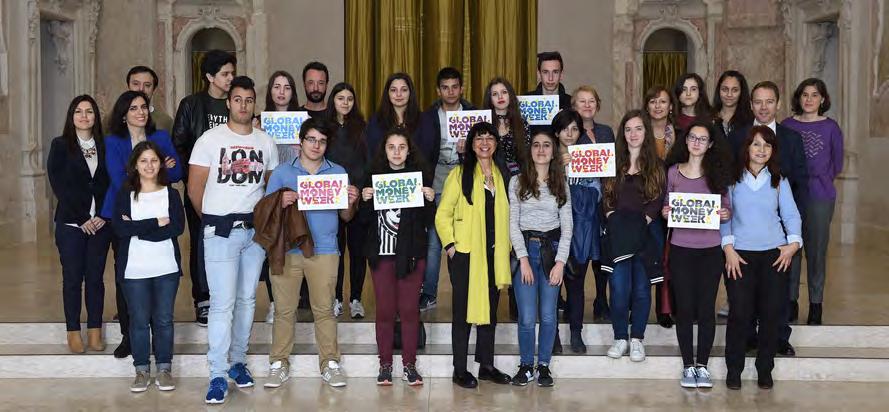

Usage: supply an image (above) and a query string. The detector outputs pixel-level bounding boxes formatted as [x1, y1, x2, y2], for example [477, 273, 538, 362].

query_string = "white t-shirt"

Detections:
[189, 124, 279, 217]
[125, 187, 179, 279]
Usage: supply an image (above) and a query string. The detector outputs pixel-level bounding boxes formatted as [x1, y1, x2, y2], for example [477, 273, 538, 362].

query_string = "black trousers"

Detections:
[669, 245, 723, 366]
[563, 260, 605, 332]
[56, 224, 111, 331]
[725, 249, 786, 376]
[449, 251, 499, 374]
[184, 193, 210, 307]
[335, 217, 367, 302]
[110, 237, 130, 338]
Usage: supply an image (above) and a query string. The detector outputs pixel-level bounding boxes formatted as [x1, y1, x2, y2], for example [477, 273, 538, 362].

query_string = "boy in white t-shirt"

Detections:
[186, 76, 278, 404]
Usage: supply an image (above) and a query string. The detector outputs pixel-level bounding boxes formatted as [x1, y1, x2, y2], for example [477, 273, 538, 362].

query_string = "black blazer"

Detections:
[46, 136, 110, 225]
[728, 124, 809, 215]
[111, 187, 185, 282]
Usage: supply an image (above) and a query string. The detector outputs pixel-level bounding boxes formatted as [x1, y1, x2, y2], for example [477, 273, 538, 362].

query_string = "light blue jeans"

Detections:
[513, 239, 560, 365]
[204, 227, 266, 379]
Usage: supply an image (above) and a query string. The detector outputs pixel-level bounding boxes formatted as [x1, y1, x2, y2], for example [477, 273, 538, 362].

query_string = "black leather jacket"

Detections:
[172, 91, 217, 181]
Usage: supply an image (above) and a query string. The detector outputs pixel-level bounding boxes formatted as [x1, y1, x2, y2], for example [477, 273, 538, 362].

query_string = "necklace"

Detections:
[78, 137, 96, 159]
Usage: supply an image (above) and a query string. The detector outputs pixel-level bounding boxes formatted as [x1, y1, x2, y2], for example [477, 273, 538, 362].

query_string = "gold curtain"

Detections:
[643, 51, 686, 97]
[346, 0, 537, 118]
[192, 52, 208, 94]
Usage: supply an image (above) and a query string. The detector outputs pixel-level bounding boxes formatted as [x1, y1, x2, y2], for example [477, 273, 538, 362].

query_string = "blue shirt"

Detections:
[101, 130, 183, 218]
[720, 169, 803, 251]
[265, 157, 345, 255]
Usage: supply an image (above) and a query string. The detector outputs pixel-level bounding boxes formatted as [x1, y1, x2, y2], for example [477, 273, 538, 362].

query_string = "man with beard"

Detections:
[298, 61, 329, 118]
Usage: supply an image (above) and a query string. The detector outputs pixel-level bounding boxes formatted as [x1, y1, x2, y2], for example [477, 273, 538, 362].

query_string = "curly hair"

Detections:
[664, 120, 734, 194]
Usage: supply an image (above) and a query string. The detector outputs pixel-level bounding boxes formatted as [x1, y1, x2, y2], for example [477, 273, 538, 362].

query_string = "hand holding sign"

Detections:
[446, 110, 492, 143]
[371, 172, 425, 210]
[296, 174, 349, 210]
[517, 95, 560, 125]
[567, 143, 616, 178]
[667, 193, 722, 230]
[261, 111, 310, 144]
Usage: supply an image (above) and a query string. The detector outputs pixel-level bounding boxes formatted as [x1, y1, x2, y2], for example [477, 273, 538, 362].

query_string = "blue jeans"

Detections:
[513, 239, 560, 365]
[204, 228, 266, 379]
[422, 194, 442, 297]
[122, 272, 179, 372]
[609, 255, 650, 340]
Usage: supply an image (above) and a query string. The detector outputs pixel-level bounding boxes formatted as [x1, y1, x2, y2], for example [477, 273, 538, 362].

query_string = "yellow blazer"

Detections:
[435, 164, 511, 325]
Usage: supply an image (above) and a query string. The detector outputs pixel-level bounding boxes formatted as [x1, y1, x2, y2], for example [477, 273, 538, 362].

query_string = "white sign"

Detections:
[567, 143, 616, 178]
[296, 174, 349, 211]
[446, 109, 492, 142]
[668, 192, 722, 230]
[371, 172, 424, 210]
[517, 95, 560, 125]
[261, 111, 310, 144]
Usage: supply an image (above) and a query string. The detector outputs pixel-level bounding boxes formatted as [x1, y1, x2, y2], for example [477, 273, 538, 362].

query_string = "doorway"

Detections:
[642, 28, 689, 96]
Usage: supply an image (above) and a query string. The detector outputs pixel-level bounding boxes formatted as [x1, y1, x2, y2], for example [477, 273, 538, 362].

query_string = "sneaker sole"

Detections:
[130, 386, 149, 393]
[401, 376, 424, 386]
[537, 381, 554, 387]
[680, 381, 697, 388]
[234, 382, 254, 388]
[326, 381, 347, 387]
[697, 382, 714, 388]
[606, 352, 624, 359]
[630, 356, 646, 362]
[376, 380, 393, 386]
[263, 376, 289, 388]
[205, 398, 225, 404]
[155, 382, 175, 391]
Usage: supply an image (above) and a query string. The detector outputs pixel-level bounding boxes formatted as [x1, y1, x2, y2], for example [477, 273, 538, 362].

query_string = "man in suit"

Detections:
[727, 80, 808, 357]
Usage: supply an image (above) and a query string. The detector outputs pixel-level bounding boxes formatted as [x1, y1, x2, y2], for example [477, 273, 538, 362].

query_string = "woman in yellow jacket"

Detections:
[436, 122, 513, 389]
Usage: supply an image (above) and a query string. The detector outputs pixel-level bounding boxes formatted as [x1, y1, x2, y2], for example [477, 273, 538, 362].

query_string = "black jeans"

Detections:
[564, 260, 604, 332]
[669, 245, 723, 366]
[110, 237, 130, 338]
[56, 223, 111, 331]
[184, 193, 210, 307]
[449, 251, 499, 374]
[335, 217, 367, 302]
[725, 249, 786, 376]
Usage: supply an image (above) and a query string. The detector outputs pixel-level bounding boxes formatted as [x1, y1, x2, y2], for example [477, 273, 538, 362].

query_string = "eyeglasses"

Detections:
[686, 134, 710, 144]
[302, 136, 328, 146]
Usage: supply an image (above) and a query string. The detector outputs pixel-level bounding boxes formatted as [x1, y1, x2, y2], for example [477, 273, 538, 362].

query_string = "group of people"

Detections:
[48, 49, 844, 403]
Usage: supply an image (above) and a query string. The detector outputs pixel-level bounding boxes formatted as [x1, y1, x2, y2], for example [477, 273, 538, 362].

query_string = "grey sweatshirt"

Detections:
[508, 175, 573, 263]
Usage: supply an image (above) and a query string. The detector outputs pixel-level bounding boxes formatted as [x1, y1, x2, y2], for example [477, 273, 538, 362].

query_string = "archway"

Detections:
[642, 28, 689, 97]
[188, 28, 236, 94]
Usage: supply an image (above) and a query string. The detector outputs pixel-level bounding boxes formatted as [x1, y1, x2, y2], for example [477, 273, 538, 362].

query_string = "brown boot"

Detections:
[87, 328, 105, 351]
[67, 331, 85, 353]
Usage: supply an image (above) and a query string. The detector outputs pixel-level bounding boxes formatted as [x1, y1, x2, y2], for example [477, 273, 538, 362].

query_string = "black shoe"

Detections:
[777, 341, 796, 357]
[757, 372, 774, 389]
[593, 300, 610, 321]
[807, 303, 822, 325]
[113, 339, 131, 359]
[196, 306, 209, 327]
[552, 334, 563, 354]
[570, 330, 587, 354]
[726, 372, 742, 390]
[657, 314, 674, 329]
[452, 371, 478, 388]
[511, 363, 534, 386]
[536, 364, 554, 387]
[377, 364, 393, 386]
[789, 300, 799, 322]
[478, 366, 511, 384]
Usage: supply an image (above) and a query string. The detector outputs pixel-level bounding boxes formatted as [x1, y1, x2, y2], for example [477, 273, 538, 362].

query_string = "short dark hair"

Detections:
[751, 81, 781, 102]
[229, 76, 256, 99]
[436, 67, 462, 87]
[552, 109, 583, 136]
[791, 77, 831, 115]
[537, 51, 563, 71]
[126, 66, 158, 87]
[302, 61, 329, 82]
[201, 50, 236, 80]
[298, 117, 334, 142]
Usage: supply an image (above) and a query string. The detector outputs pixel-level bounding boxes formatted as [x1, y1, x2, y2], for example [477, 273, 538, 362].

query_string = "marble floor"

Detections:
[0, 377, 885, 411]
[2, 224, 887, 325]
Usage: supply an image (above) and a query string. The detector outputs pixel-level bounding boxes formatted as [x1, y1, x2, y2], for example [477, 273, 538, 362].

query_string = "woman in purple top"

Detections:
[662, 120, 733, 389]
[781, 78, 844, 325]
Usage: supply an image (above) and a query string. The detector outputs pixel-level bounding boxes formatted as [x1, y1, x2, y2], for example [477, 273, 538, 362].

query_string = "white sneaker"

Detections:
[333, 299, 344, 318]
[629, 338, 646, 362]
[606, 339, 628, 359]
[265, 302, 275, 324]
[350, 299, 365, 319]
[321, 360, 347, 387]
[264, 360, 290, 388]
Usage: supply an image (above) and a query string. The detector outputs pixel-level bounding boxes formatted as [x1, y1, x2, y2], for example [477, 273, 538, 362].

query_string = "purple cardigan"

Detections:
[780, 117, 844, 201]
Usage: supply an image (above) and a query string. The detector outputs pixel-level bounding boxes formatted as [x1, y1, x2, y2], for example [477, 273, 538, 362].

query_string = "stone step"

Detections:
[5, 322, 888, 348]
[1, 343, 888, 381]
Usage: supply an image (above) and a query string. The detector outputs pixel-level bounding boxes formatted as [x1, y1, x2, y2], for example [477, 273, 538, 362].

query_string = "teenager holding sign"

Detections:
[359, 130, 435, 386]
[720, 126, 802, 390]
[508, 130, 573, 387]
[661, 121, 733, 388]
[601, 110, 665, 362]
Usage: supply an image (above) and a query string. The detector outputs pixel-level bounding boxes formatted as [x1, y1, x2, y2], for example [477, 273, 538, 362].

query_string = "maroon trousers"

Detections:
[371, 257, 425, 366]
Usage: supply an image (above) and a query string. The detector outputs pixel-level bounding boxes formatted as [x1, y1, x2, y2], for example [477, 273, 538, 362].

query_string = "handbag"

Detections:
[393, 320, 427, 350]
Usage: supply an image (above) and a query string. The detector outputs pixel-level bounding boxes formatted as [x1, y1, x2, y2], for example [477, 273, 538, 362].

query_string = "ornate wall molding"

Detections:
[45, 20, 71, 75]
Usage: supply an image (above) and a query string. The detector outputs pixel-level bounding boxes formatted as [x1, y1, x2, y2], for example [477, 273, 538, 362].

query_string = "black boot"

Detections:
[807, 303, 823, 325]
[789, 300, 799, 322]
[570, 330, 587, 354]
[657, 313, 674, 329]
[113, 337, 131, 359]
[552, 333, 563, 354]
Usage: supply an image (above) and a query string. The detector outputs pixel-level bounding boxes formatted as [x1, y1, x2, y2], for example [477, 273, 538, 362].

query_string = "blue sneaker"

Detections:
[205, 377, 228, 404]
[228, 363, 255, 388]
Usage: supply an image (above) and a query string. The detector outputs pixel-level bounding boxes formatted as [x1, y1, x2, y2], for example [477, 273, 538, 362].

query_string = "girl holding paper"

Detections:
[359, 130, 434, 386]
[436, 122, 513, 389]
[260, 71, 301, 164]
[672, 73, 713, 133]
[601, 109, 665, 363]
[508, 129, 573, 387]
[720, 126, 802, 390]
[661, 120, 733, 388]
